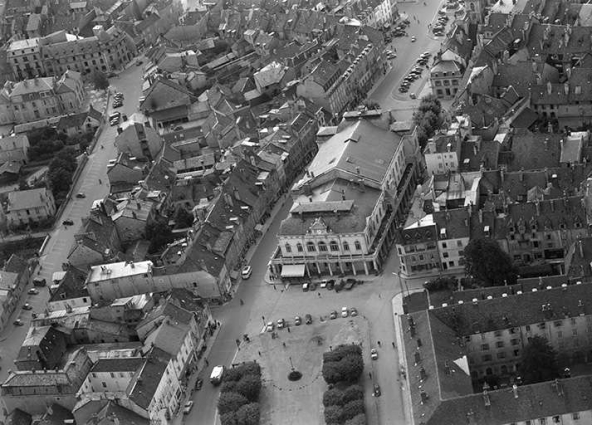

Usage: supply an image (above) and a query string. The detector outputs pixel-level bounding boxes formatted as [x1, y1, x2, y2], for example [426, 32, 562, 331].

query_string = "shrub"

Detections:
[220, 381, 237, 394]
[344, 413, 367, 425]
[324, 405, 342, 424]
[235, 403, 260, 425]
[220, 412, 239, 425]
[217, 392, 248, 415]
[341, 400, 365, 422]
[322, 361, 343, 385]
[323, 388, 344, 407]
[341, 385, 364, 404]
[235, 375, 262, 402]
[339, 355, 364, 383]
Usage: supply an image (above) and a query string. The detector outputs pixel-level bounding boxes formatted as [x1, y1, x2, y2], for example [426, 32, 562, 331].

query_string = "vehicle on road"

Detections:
[195, 378, 203, 391]
[373, 384, 381, 397]
[266, 322, 275, 332]
[13, 319, 23, 326]
[241, 266, 252, 279]
[371, 348, 379, 360]
[330, 310, 338, 320]
[302, 282, 309, 292]
[350, 307, 358, 317]
[294, 316, 302, 326]
[28, 288, 39, 295]
[109, 112, 121, 121]
[305, 314, 313, 324]
[411, 36, 416, 42]
[327, 280, 335, 290]
[277, 318, 285, 329]
[63, 219, 74, 226]
[210, 366, 224, 385]
[341, 307, 349, 318]
[33, 277, 46, 287]
[136, 59, 143, 66]
[410, 93, 417, 99]
[76, 192, 86, 198]
[344, 279, 356, 290]
[114, 92, 124, 100]
[183, 401, 194, 414]
[22, 303, 32, 310]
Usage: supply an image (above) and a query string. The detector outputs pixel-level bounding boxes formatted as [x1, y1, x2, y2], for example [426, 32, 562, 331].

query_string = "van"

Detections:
[33, 277, 46, 287]
[210, 365, 224, 385]
[241, 266, 252, 279]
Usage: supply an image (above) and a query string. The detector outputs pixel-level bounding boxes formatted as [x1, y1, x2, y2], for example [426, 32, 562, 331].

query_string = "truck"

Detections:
[210, 365, 224, 385]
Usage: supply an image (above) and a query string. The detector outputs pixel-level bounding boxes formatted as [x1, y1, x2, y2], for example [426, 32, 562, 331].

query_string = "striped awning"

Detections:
[281, 264, 305, 278]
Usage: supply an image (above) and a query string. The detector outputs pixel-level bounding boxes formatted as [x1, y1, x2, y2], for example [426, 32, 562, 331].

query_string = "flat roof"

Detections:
[87, 261, 153, 283]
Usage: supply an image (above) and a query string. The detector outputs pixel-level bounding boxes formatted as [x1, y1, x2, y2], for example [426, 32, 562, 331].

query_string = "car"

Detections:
[305, 314, 313, 324]
[113, 101, 123, 108]
[350, 307, 358, 317]
[371, 348, 379, 360]
[344, 279, 357, 290]
[136, 59, 143, 66]
[309, 282, 317, 291]
[110, 118, 119, 126]
[114, 92, 124, 99]
[320, 279, 334, 288]
[195, 378, 203, 391]
[386, 49, 393, 54]
[241, 266, 252, 279]
[373, 384, 381, 397]
[266, 321, 274, 332]
[13, 319, 24, 326]
[122, 114, 128, 121]
[62, 219, 74, 226]
[33, 277, 46, 287]
[330, 310, 338, 320]
[341, 307, 349, 318]
[438, 9, 446, 14]
[76, 192, 86, 198]
[109, 112, 121, 121]
[22, 303, 32, 310]
[294, 316, 302, 326]
[327, 280, 335, 290]
[421, 52, 431, 58]
[411, 36, 416, 42]
[399, 87, 409, 93]
[410, 93, 417, 99]
[302, 282, 309, 292]
[320, 279, 328, 288]
[183, 401, 194, 414]
[28, 288, 39, 295]
[277, 318, 285, 329]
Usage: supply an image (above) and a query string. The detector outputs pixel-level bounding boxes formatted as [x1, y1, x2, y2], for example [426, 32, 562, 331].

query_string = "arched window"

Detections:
[318, 241, 327, 252]
[343, 241, 350, 251]
[285, 243, 292, 253]
[330, 241, 339, 251]
[306, 242, 316, 252]
[355, 240, 362, 251]
[297, 243, 303, 252]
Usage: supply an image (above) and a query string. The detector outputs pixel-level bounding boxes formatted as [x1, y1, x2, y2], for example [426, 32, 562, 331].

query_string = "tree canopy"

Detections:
[463, 237, 517, 286]
[92, 70, 109, 91]
[413, 94, 444, 148]
[145, 218, 174, 254]
[518, 336, 560, 384]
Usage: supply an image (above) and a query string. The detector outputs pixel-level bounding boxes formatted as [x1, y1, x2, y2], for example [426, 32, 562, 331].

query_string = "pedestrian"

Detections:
[287, 327, 291, 333]
[369, 372, 372, 379]
[318, 292, 321, 297]
[392, 342, 395, 348]
[258, 351, 261, 356]
[378, 341, 382, 347]
[205, 359, 209, 366]
[282, 342, 286, 347]
[378, 293, 381, 299]
[273, 284, 277, 290]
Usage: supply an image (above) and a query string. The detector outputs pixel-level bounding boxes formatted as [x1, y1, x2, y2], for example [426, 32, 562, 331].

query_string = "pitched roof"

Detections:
[4, 254, 28, 274]
[7, 188, 52, 212]
[91, 357, 145, 373]
[128, 348, 170, 409]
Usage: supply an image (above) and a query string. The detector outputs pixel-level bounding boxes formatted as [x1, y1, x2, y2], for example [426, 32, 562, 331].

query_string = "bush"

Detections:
[344, 413, 367, 425]
[341, 385, 364, 404]
[223, 361, 262, 383]
[217, 392, 248, 415]
[323, 345, 364, 384]
[341, 400, 365, 422]
[323, 388, 344, 407]
[322, 361, 344, 385]
[424, 277, 457, 292]
[235, 403, 260, 425]
[220, 412, 239, 425]
[324, 405, 342, 424]
[220, 381, 237, 394]
[339, 355, 364, 383]
[235, 375, 262, 402]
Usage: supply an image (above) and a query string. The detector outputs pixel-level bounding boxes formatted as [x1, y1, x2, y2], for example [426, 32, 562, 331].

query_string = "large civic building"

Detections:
[270, 115, 422, 279]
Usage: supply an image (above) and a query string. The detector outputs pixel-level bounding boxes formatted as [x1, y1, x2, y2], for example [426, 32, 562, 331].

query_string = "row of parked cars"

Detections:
[265, 307, 358, 331]
[399, 52, 432, 95]
[432, 9, 450, 36]
[302, 278, 361, 292]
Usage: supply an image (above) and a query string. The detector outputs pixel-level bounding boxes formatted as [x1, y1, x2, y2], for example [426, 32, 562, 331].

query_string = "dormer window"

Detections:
[484, 225, 490, 237]
[440, 228, 447, 239]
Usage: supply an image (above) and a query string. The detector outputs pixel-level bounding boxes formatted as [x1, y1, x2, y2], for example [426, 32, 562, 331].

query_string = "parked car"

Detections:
[62, 219, 74, 226]
[266, 322, 274, 332]
[114, 92, 124, 99]
[136, 59, 143, 66]
[241, 266, 252, 279]
[327, 280, 335, 290]
[183, 401, 194, 414]
[277, 318, 285, 329]
[195, 378, 203, 391]
[76, 192, 86, 198]
[373, 384, 381, 397]
[305, 314, 313, 324]
[341, 307, 349, 318]
[410, 93, 417, 99]
[109, 112, 121, 121]
[28, 288, 39, 295]
[350, 307, 358, 317]
[210, 366, 224, 385]
[344, 279, 356, 290]
[302, 283, 310, 292]
[22, 303, 32, 310]
[371, 348, 379, 360]
[330, 310, 338, 320]
[294, 316, 302, 326]
[13, 319, 24, 326]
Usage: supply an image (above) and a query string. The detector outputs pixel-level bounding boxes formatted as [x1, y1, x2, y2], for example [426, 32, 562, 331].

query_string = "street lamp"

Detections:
[289, 356, 295, 371]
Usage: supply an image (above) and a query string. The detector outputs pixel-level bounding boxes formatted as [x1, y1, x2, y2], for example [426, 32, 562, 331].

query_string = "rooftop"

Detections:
[7, 187, 52, 212]
[87, 261, 153, 283]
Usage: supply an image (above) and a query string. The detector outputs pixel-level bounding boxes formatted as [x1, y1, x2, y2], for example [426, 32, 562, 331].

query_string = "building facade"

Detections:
[5, 187, 56, 227]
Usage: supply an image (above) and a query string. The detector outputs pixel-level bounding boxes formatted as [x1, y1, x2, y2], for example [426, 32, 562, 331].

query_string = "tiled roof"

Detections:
[49, 266, 88, 302]
[7, 188, 52, 212]
[57, 112, 88, 131]
[128, 347, 170, 409]
[88, 400, 150, 425]
[91, 357, 144, 373]
[527, 23, 592, 56]
[499, 129, 563, 171]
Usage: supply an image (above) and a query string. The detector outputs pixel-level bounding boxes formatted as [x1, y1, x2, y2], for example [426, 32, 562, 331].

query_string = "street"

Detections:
[0, 61, 145, 391]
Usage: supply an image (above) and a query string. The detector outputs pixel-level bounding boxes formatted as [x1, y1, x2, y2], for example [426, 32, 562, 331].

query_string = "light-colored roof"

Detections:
[8, 37, 39, 52]
[7, 187, 52, 212]
[11, 77, 54, 96]
[87, 261, 153, 283]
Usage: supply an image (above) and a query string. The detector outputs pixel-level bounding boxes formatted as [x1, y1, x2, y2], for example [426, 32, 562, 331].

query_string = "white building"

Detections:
[5, 187, 56, 226]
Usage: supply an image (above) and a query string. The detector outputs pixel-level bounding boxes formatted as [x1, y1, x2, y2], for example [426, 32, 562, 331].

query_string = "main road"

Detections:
[0, 60, 145, 397]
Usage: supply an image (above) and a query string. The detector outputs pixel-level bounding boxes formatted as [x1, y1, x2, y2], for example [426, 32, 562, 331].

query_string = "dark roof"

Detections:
[4, 254, 28, 274]
[57, 112, 88, 130]
[49, 266, 89, 302]
[128, 348, 170, 409]
[91, 357, 145, 373]
[88, 400, 150, 425]
[6, 408, 32, 425]
[510, 107, 538, 129]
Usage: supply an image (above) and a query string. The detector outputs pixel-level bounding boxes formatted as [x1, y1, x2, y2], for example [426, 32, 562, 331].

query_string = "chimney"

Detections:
[579, 239, 584, 257]
[136, 202, 141, 210]
[512, 384, 518, 399]
[419, 367, 427, 381]
[420, 391, 428, 404]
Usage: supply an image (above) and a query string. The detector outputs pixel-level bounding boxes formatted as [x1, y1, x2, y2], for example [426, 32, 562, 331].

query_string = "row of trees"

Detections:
[47, 148, 78, 205]
[412, 94, 444, 149]
[27, 127, 92, 162]
[322, 345, 367, 425]
[217, 362, 262, 425]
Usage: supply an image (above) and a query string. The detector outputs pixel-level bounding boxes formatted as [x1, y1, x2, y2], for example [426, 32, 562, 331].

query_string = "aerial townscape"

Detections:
[2, 0, 592, 423]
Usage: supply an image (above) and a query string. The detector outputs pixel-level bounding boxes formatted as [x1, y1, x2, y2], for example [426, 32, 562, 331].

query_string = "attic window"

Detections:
[484, 225, 490, 236]
[440, 228, 447, 239]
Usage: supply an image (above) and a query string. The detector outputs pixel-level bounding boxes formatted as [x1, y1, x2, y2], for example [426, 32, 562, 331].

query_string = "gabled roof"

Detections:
[7, 187, 53, 212]
[141, 77, 196, 113]
[128, 347, 170, 410]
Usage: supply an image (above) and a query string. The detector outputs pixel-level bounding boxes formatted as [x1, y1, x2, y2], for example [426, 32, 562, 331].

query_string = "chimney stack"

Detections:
[512, 384, 518, 399]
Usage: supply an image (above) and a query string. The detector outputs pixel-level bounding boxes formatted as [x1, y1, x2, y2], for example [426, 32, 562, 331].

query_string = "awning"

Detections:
[281, 264, 305, 278]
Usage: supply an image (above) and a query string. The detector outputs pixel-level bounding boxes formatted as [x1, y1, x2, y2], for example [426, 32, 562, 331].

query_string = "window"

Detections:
[330, 241, 339, 251]
[482, 354, 492, 362]
[496, 341, 504, 348]
[497, 352, 506, 359]
[442, 242, 447, 249]
[539, 418, 547, 425]
[318, 242, 327, 252]
[481, 343, 489, 351]
[285, 243, 292, 253]
[343, 241, 350, 251]
[102, 382, 107, 388]
[572, 329, 578, 336]
[457, 240, 463, 247]
[573, 412, 580, 420]
[555, 320, 563, 327]
[306, 242, 316, 252]
[511, 339, 519, 345]
[443, 252, 449, 258]
[354, 240, 362, 250]
[297, 243, 303, 252]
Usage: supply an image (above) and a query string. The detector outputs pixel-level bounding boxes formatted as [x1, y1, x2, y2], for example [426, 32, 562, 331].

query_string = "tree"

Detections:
[217, 392, 248, 415]
[145, 218, 174, 254]
[220, 381, 237, 394]
[363, 100, 381, 110]
[235, 375, 262, 402]
[413, 94, 444, 149]
[424, 277, 458, 292]
[322, 361, 343, 384]
[324, 405, 342, 424]
[174, 207, 194, 229]
[341, 400, 365, 422]
[339, 355, 364, 383]
[345, 413, 368, 425]
[92, 71, 109, 91]
[341, 385, 364, 404]
[463, 237, 517, 286]
[235, 403, 260, 425]
[417, 94, 442, 116]
[518, 336, 560, 384]
[220, 412, 239, 425]
[323, 388, 344, 407]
